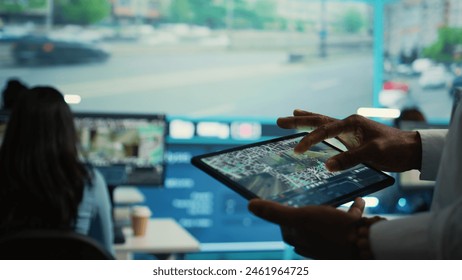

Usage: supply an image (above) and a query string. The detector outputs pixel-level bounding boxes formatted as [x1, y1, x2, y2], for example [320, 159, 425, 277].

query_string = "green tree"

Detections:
[0, 0, 46, 13]
[55, 0, 110, 25]
[164, 0, 280, 30]
[423, 27, 462, 63]
[188, 0, 225, 28]
[252, 0, 278, 30]
[169, 0, 193, 23]
[337, 8, 364, 34]
[229, 0, 255, 29]
[254, 0, 276, 21]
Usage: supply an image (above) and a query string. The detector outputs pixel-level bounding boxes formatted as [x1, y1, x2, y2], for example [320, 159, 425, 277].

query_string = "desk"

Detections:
[114, 218, 200, 260]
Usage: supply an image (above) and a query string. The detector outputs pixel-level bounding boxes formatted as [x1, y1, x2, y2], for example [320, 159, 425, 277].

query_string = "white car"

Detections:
[395, 64, 414, 76]
[418, 66, 451, 89]
[412, 58, 433, 74]
[379, 89, 413, 109]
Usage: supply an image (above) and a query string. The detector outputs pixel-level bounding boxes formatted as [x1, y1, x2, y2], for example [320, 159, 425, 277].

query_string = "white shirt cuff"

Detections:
[418, 129, 447, 181]
[369, 213, 434, 259]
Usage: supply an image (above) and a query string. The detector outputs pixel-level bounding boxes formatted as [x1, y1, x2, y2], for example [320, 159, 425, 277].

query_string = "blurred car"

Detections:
[418, 66, 451, 89]
[395, 64, 414, 76]
[11, 35, 110, 65]
[380, 81, 411, 109]
[379, 89, 414, 109]
[0, 31, 22, 43]
[412, 58, 433, 74]
[383, 80, 409, 92]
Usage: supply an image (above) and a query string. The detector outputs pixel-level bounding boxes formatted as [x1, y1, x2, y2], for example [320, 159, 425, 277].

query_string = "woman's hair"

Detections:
[1, 79, 28, 110]
[0, 86, 89, 233]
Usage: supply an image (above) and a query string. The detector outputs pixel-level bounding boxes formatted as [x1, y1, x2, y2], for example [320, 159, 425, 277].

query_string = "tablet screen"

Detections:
[192, 132, 394, 207]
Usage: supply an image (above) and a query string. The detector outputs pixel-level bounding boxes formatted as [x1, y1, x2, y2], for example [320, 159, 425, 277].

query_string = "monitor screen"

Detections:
[74, 112, 166, 187]
[0, 111, 167, 186]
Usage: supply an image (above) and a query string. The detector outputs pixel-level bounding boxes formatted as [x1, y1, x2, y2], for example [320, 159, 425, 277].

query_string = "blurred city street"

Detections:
[0, 45, 369, 118]
[0, 40, 452, 122]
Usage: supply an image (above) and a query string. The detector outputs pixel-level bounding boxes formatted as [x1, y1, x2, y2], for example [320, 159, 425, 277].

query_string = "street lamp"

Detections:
[226, 0, 234, 49]
[319, 0, 327, 58]
[45, 0, 54, 33]
[226, 0, 234, 32]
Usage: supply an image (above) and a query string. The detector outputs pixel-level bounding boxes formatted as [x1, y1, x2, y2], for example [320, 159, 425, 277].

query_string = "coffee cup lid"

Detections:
[131, 205, 152, 217]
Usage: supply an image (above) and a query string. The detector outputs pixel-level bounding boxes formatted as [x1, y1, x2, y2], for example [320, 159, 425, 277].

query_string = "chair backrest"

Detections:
[452, 87, 462, 122]
[0, 229, 115, 260]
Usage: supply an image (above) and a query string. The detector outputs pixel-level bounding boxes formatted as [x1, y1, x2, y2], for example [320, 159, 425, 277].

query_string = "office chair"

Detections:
[451, 87, 462, 122]
[0, 229, 115, 260]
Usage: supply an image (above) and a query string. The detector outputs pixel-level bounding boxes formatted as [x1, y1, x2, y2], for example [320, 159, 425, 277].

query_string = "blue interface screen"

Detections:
[140, 142, 283, 245]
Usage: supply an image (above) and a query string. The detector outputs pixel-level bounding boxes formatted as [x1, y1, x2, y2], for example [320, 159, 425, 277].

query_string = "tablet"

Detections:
[191, 132, 394, 207]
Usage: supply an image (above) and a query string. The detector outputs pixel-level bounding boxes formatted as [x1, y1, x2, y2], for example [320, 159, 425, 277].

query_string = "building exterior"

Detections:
[0, 0, 164, 25]
[446, 0, 462, 27]
[384, 0, 461, 60]
[274, 0, 369, 28]
[111, 0, 163, 22]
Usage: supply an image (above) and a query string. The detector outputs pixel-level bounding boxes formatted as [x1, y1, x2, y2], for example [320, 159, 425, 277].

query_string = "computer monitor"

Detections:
[0, 111, 167, 187]
[73, 112, 167, 187]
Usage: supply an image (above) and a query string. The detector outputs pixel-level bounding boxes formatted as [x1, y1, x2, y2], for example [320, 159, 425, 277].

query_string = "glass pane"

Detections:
[1, 0, 375, 119]
[383, 0, 460, 123]
[1, 1, 459, 123]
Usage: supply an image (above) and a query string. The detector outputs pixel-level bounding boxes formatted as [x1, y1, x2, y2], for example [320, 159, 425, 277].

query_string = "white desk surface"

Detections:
[114, 218, 200, 254]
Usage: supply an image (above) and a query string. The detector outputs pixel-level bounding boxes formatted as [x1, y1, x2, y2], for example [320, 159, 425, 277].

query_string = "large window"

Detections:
[0, 0, 375, 120]
[1, 1, 459, 122]
[382, 0, 460, 123]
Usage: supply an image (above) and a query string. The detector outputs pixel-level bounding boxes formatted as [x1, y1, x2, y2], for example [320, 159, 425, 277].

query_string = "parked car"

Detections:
[418, 66, 451, 89]
[379, 89, 414, 109]
[395, 64, 414, 76]
[412, 58, 433, 74]
[383, 80, 409, 92]
[380, 80, 411, 109]
[11, 35, 110, 65]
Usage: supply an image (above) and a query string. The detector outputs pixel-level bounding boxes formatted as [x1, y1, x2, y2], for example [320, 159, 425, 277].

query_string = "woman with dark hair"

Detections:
[0, 86, 114, 254]
[1, 78, 28, 110]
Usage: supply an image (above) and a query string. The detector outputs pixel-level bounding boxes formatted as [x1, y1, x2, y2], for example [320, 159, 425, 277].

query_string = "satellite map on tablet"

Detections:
[193, 133, 394, 207]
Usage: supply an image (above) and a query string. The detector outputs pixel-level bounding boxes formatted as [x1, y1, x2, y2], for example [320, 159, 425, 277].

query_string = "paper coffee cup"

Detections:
[131, 206, 152, 237]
